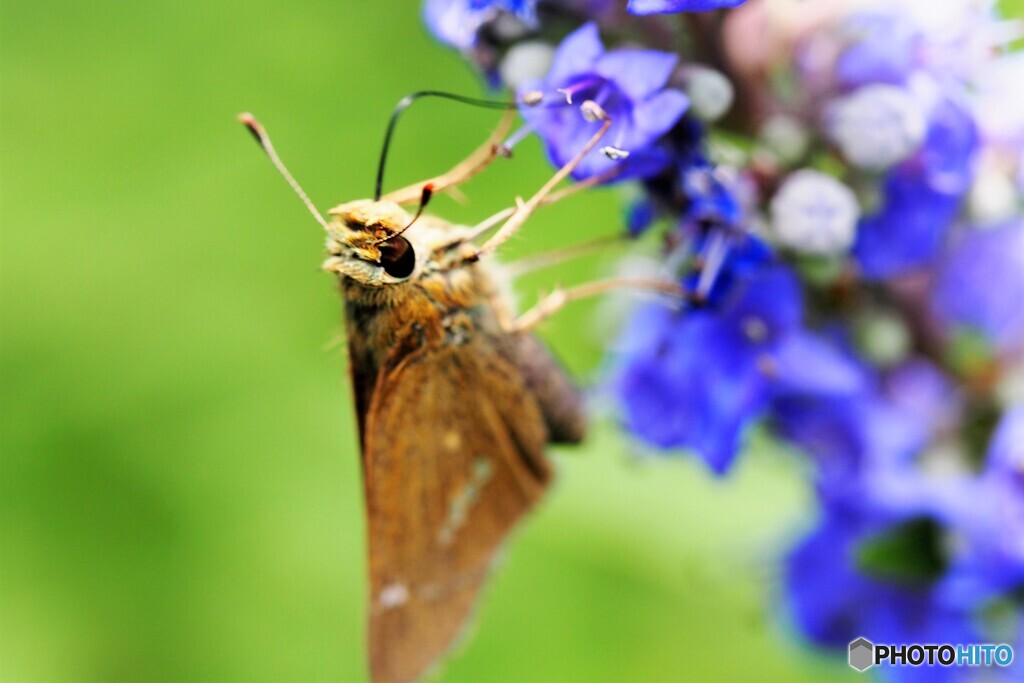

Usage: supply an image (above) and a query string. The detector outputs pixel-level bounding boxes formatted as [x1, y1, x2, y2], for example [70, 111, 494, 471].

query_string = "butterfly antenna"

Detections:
[238, 113, 330, 231]
[374, 91, 514, 201]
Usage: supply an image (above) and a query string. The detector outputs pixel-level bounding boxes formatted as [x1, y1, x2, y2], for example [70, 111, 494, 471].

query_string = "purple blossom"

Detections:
[918, 98, 979, 196]
[424, 0, 537, 51]
[680, 163, 742, 228]
[939, 407, 1024, 605]
[614, 254, 859, 474]
[627, 0, 746, 15]
[777, 358, 1024, 667]
[772, 355, 973, 521]
[835, 11, 921, 88]
[853, 171, 960, 280]
[613, 264, 799, 473]
[853, 99, 977, 280]
[773, 383, 923, 500]
[785, 509, 981, 666]
[931, 220, 1024, 353]
[778, 364, 988, 670]
[518, 23, 689, 181]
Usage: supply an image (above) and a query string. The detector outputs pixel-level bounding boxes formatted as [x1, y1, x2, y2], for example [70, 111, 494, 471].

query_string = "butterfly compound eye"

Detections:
[379, 235, 416, 279]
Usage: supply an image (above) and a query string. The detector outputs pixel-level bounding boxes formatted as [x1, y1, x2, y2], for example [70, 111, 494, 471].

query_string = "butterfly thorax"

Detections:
[343, 262, 504, 376]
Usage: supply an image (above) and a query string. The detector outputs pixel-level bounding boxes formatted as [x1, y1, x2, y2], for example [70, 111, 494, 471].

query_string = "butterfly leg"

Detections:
[463, 165, 622, 244]
[466, 117, 613, 262]
[380, 109, 517, 205]
[510, 278, 687, 333]
[501, 233, 625, 278]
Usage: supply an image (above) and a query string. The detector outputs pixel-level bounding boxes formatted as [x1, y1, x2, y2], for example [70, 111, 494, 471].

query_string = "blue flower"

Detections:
[679, 162, 743, 230]
[778, 361, 983, 669]
[773, 386, 922, 502]
[786, 509, 981, 669]
[853, 175, 959, 280]
[918, 98, 979, 196]
[931, 220, 1024, 353]
[626, 197, 656, 236]
[613, 261, 798, 472]
[423, 0, 537, 51]
[627, 0, 746, 15]
[519, 22, 689, 181]
[614, 252, 865, 473]
[939, 407, 1024, 604]
[777, 362, 1024, 663]
[772, 356, 970, 520]
[853, 99, 977, 280]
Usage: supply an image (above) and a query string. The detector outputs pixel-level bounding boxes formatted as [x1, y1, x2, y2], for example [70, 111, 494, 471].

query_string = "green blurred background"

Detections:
[0, 1, 869, 681]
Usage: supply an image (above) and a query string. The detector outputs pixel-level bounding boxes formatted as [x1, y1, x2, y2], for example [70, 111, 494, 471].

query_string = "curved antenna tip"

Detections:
[238, 112, 330, 231]
[238, 113, 265, 143]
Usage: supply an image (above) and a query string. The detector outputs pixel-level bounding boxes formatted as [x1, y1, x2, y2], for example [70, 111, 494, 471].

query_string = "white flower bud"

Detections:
[682, 66, 734, 123]
[770, 169, 860, 255]
[825, 84, 927, 171]
[499, 41, 554, 89]
[969, 167, 1018, 225]
[853, 309, 912, 367]
[761, 115, 810, 164]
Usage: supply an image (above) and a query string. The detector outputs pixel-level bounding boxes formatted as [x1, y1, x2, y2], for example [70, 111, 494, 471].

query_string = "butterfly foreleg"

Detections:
[381, 109, 517, 205]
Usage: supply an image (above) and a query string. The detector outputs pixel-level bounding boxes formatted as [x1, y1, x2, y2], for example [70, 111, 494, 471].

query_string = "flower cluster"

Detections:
[424, 0, 1024, 675]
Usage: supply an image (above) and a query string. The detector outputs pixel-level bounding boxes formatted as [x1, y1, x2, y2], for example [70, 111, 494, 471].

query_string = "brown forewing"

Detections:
[361, 336, 553, 683]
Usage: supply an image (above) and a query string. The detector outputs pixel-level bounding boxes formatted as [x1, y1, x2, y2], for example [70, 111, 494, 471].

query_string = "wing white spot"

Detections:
[379, 583, 409, 609]
[438, 457, 495, 545]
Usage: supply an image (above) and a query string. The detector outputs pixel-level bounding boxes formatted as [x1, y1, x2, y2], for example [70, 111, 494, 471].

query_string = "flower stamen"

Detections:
[580, 99, 608, 122]
[557, 76, 602, 104]
[600, 146, 630, 160]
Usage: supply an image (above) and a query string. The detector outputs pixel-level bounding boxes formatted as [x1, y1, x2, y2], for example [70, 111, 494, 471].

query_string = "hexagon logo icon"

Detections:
[849, 637, 875, 672]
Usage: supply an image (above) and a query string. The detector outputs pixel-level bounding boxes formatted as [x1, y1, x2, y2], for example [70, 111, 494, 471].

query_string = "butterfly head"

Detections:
[324, 199, 421, 284]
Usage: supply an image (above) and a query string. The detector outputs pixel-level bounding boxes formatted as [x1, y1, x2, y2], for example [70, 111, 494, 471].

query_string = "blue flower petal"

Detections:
[724, 265, 802, 341]
[424, 0, 537, 50]
[518, 21, 689, 182]
[986, 405, 1024, 475]
[920, 99, 978, 195]
[595, 50, 679, 101]
[773, 331, 867, 396]
[423, 0, 480, 50]
[854, 174, 960, 280]
[615, 263, 804, 474]
[615, 307, 768, 474]
[786, 511, 981, 655]
[836, 12, 919, 88]
[631, 89, 690, 138]
[931, 220, 1024, 352]
[627, 197, 656, 235]
[627, 0, 745, 14]
[547, 22, 605, 86]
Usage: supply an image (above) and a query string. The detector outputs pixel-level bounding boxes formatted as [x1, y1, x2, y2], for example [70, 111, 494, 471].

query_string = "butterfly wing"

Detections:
[361, 337, 553, 683]
[494, 333, 586, 445]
